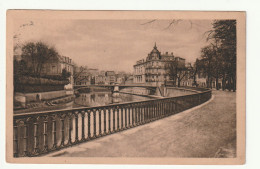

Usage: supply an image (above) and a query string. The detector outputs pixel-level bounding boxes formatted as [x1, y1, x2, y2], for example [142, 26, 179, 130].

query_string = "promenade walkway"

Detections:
[48, 90, 236, 158]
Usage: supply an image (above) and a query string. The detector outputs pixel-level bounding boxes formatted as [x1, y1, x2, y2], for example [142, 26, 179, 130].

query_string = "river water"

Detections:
[14, 87, 196, 114]
[73, 91, 152, 108]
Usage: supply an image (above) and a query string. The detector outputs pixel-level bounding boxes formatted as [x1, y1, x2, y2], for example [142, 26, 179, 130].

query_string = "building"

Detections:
[95, 75, 109, 85]
[74, 66, 91, 85]
[41, 55, 74, 85]
[105, 71, 116, 84]
[115, 74, 125, 84]
[125, 75, 134, 85]
[133, 43, 185, 86]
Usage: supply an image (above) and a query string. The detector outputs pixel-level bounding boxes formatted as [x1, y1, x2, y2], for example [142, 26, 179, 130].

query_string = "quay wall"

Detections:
[15, 90, 74, 103]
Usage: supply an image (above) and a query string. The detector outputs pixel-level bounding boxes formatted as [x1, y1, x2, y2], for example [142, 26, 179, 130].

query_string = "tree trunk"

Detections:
[209, 77, 212, 89]
[216, 76, 219, 90]
[232, 74, 236, 92]
[222, 74, 226, 91]
[177, 78, 181, 87]
[228, 77, 232, 91]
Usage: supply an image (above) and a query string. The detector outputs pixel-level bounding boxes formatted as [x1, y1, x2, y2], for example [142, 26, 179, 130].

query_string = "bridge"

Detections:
[13, 87, 212, 157]
[74, 84, 158, 91]
[74, 84, 162, 96]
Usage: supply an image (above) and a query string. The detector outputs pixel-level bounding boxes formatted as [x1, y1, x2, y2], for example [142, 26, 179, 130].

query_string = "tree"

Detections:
[73, 65, 89, 85]
[21, 41, 59, 77]
[199, 45, 216, 88]
[188, 60, 199, 87]
[205, 20, 237, 91]
[62, 68, 71, 80]
[167, 60, 188, 87]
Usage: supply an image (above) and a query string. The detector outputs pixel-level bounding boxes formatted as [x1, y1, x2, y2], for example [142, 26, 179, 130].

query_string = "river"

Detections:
[73, 88, 153, 108]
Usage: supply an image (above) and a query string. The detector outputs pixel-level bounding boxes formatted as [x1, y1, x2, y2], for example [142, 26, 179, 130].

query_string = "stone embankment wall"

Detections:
[14, 90, 74, 108]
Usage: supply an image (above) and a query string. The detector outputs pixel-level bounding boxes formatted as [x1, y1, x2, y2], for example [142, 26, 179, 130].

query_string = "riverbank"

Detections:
[14, 95, 75, 114]
[48, 90, 236, 158]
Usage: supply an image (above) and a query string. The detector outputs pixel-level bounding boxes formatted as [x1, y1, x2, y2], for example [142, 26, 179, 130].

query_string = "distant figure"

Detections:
[36, 94, 40, 101]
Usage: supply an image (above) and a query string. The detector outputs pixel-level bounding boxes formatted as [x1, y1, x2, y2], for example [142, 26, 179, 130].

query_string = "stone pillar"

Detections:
[112, 84, 120, 97]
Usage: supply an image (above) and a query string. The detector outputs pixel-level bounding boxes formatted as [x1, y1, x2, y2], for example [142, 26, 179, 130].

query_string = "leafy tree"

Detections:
[205, 20, 237, 91]
[62, 68, 71, 80]
[21, 41, 59, 77]
[188, 60, 199, 87]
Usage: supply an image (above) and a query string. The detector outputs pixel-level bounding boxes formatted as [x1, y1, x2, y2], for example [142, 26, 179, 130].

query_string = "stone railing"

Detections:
[13, 88, 211, 157]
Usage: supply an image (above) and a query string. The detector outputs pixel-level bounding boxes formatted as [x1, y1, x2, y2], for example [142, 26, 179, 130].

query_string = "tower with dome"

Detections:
[133, 43, 185, 86]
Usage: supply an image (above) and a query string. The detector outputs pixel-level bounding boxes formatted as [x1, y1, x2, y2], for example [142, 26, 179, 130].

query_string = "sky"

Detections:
[13, 19, 213, 73]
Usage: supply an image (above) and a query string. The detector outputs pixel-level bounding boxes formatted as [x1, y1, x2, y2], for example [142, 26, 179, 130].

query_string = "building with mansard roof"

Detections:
[133, 43, 185, 86]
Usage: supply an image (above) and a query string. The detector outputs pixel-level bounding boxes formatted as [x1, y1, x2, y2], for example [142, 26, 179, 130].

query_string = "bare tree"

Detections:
[167, 60, 188, 87]
[73, 65, 89, 85]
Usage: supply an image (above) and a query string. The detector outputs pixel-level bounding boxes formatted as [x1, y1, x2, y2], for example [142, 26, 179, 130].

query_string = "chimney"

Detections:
[166, 52, 168, 55]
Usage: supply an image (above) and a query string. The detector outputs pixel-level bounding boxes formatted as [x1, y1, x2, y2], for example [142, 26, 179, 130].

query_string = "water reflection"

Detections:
[74, 91, 151, 107]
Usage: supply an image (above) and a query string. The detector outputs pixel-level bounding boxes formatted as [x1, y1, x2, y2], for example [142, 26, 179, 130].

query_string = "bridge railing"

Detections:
[13, 89, 211, 157]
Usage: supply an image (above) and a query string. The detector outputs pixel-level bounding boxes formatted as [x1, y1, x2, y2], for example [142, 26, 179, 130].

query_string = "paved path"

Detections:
[48, 90, 236, 158]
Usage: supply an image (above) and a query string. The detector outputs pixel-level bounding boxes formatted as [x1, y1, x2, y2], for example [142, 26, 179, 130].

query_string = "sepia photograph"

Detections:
[6, 10, 246, 164]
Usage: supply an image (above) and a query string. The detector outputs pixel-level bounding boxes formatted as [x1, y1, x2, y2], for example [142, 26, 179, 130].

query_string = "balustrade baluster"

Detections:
[23, 120, 28, 157]
[131, 106, 134, 127]
[174, 99, 176, 114]
[166, 101, 168, 115]
[146, 105, 149, 121]
[135, 106, 138, 125]
[143, 105, 146, 123]
[103, 109, 107, 135]
[155, 103, 158, 118]
[140, 105, 142, 123]
[13, 121, 18, 157]
[170, 99, 173, 115]
[136, 105, 139, 125]
[52, 117, 57, 149]
[139, 105, 141, 124]
[75, 112, 79, 142]
[33, 120, 39, 155]
[153, 103, 156, 119]
[68, 114, 72, 145]
[87, 111, 91, 139]
[60, 116, 64, 147]
[145, 104, 148, 121]
[132, 106, 135, 126]
[140, 105, 143, 124]
[160, 102, 163, 117]
[81, 111, 85, 141]
[169, 99, 173, 115]
[167, 101, 169, 115]
[162, 102, 165, 116]
[147, 104, 150, 121]
[147, 105, 149, 121]
[117, 107, 119, 130]
[154, 101, 157, 120]
[98, 109, 102, 136]
[125, 107, 128, 128]
[128, 107, 131, 128]
[121, 107, 124, 130]
[152, 103, 155, 119]
[150, 103, 152, 120]
[108, 109, 111, 133]
[112, 108, 116, 132]
[93, 110, 97, 137]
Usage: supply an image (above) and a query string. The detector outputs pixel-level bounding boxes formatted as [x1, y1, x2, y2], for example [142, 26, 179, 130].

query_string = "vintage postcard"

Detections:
[6, 10, 246, 164]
